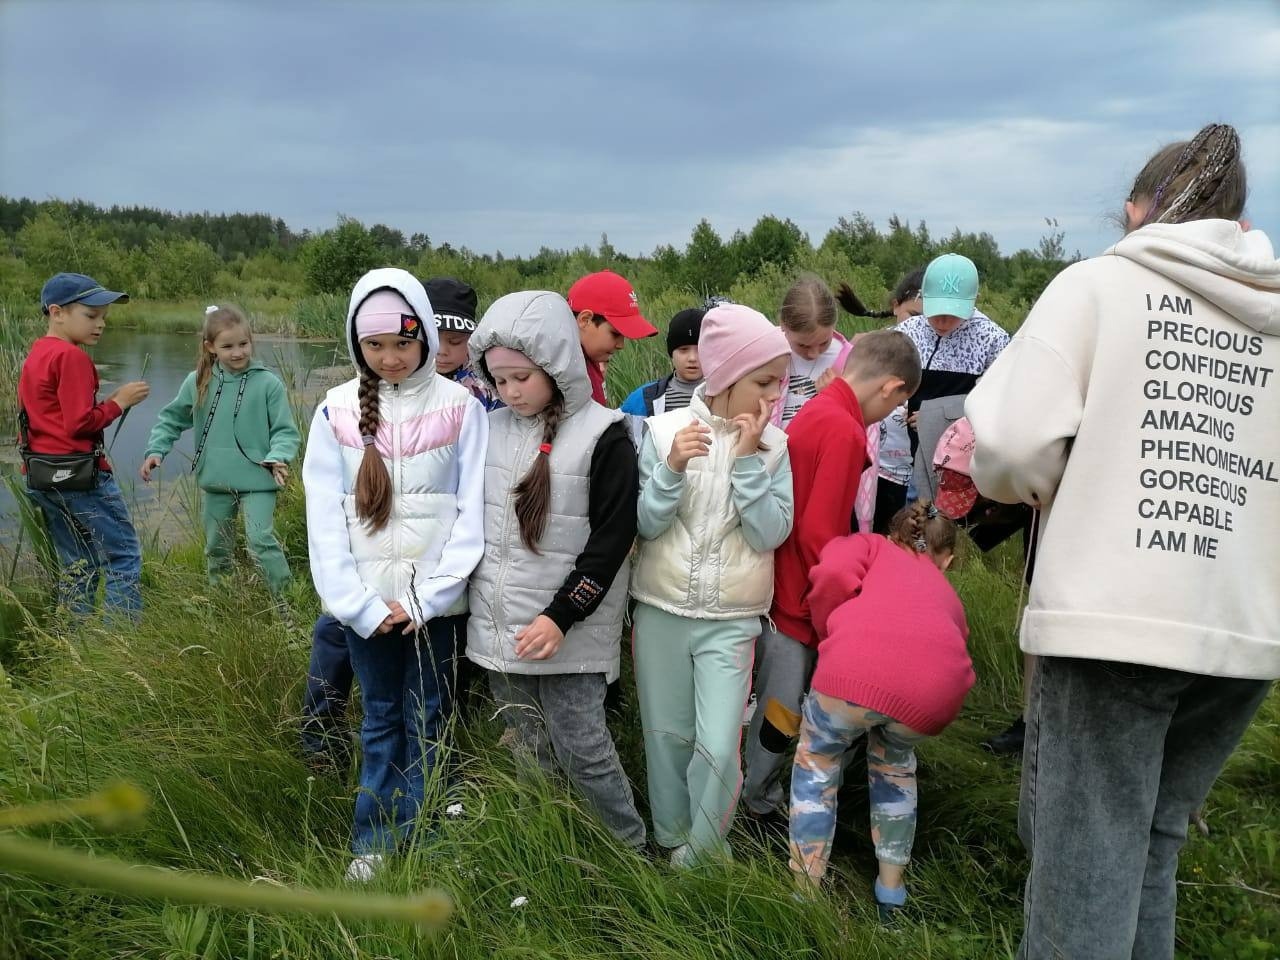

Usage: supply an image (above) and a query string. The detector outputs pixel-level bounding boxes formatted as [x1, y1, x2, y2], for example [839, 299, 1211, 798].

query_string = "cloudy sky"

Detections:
[2, 1, 1277, 259]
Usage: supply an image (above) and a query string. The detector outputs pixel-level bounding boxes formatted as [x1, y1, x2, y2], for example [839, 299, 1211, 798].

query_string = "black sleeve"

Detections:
[542, 420, 639, 633]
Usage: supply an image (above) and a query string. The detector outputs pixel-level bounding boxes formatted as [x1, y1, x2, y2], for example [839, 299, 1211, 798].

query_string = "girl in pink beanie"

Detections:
[631, 303, 796, 865]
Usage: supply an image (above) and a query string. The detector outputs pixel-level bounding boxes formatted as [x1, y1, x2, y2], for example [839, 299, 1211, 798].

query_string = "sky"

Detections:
[2, 1, 1277, 260]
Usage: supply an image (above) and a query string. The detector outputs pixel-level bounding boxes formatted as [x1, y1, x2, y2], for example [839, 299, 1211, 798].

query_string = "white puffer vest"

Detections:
[631, 392, 789, 619]
[464, 290, 631, 681]
[467, 402, 629, 679]
[321, 373, 474, 617]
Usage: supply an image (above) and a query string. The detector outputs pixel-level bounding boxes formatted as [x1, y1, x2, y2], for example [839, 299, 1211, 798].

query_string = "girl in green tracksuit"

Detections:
[141, 304, 300, 594]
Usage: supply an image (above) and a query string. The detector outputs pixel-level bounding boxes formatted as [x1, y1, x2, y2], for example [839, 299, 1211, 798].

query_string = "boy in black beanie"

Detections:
[620, 306, 705, 420]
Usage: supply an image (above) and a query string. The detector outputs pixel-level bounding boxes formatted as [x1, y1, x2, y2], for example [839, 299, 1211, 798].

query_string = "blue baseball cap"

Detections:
[40, 272, 130, 313]
[921, 254, 978, 320]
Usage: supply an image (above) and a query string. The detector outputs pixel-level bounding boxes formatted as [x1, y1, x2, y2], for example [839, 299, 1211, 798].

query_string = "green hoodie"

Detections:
[144, 361, 300, 493]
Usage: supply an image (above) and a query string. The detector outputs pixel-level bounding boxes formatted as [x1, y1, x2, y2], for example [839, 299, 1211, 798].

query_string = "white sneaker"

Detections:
[669, 844, 695, 870]
[345, 853, 384, 882]
[741, 693, 758, 727]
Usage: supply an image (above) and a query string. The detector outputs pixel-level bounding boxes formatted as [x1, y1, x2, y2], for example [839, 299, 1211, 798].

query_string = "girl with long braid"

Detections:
[967, 123, 1280, 958]
[302, 268, 487, 881]
[464, 290, 647, 851]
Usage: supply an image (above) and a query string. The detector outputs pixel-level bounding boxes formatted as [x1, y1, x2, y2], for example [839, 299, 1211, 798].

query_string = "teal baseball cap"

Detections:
[921, 254, 979, 320]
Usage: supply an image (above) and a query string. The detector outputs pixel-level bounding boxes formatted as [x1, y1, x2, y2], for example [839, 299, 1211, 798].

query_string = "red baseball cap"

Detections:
[566, 271, 657, 339]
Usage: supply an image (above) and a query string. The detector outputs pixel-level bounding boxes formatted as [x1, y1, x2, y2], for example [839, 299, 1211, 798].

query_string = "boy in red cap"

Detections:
[567, 270, 658, 405]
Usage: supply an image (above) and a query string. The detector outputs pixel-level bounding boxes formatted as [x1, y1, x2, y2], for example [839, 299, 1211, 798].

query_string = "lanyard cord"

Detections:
[190, 373, 249, 472]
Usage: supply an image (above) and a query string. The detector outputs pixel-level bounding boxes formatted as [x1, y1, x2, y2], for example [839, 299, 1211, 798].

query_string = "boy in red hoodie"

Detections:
[742, 329, 920, 821]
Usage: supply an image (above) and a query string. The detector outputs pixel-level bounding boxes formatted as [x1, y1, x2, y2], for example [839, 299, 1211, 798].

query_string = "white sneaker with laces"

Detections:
[345, 853, 384, 882]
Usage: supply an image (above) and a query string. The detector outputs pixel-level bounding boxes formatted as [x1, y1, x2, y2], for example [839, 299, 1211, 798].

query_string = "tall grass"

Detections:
[0, 299, 1275, 960]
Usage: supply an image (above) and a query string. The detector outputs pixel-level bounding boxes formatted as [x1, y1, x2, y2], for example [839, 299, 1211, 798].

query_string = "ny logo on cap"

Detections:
[940, 273, 964, 295]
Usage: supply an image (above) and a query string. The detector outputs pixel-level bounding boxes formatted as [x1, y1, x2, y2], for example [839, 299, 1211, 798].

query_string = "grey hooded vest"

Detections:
[464, 291, 630, 682]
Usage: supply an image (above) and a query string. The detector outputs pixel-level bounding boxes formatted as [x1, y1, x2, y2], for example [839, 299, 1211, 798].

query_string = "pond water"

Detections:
[1, 331, 344, 540]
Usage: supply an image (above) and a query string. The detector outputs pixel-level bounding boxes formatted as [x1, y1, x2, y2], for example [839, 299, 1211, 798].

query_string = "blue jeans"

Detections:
[346, 615, 463, 855]
[25, 472, 142, 619]
[1018, 657, 1271, 960]
[301, 614, 353, 758]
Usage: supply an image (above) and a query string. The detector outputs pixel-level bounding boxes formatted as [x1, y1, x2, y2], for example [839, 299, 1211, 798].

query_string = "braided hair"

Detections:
[836, 268, 926, 320]
[1130, 123, 1246, 228]
[887, 500, 958, 557]
[354, 365, 393, 531]
[512, 385, 565, 553]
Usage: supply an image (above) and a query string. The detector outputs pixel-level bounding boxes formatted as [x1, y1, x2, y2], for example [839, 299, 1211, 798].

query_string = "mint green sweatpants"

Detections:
[632, 601, 758, 857]
[202, 490, 292, 596]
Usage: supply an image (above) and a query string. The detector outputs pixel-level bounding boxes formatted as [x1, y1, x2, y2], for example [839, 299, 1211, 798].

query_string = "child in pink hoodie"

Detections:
[788, 501, 973, 921]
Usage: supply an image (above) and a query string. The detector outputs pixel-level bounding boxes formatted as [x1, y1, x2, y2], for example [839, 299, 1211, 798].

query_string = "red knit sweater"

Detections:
[18, 336, 122, 472]
[808, 533, 974, 736]
[770, 377, 868, 646]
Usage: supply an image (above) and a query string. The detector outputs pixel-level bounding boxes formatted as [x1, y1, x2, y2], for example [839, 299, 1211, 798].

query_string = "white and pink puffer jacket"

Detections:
[302, 268, 488, 640]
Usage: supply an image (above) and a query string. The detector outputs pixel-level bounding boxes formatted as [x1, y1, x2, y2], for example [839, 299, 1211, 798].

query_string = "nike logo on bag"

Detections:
[51, 469, 74, 483]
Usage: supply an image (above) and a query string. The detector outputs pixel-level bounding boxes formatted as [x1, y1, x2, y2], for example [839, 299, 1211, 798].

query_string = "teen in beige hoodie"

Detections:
[966, 124, 1279, 960]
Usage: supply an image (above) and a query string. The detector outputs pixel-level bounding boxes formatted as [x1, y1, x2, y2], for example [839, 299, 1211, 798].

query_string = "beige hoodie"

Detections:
[966, 220, 1280, 679]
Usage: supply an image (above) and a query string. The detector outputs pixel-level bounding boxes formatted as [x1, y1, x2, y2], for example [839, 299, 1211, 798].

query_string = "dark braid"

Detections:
[354, 365, 393, 530]
[1132, 124, 1246, 227]
[836, 282, 894, 319]
[513, 387, 565, 553]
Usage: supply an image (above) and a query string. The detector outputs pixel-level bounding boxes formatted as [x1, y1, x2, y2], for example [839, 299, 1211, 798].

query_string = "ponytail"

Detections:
[887, 500, 958, 556]
[354, 365, 393, 531]
[513, 387, 565, 553]
[836, 282, 894, 319]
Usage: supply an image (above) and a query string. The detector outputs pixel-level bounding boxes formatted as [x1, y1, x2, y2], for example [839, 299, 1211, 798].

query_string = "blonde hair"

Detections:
[196, 304, 251, 406]
[779, 274, 836, 333]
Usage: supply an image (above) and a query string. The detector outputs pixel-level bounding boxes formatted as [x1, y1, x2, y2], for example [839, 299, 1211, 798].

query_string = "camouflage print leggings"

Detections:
[788, 691, 928, 882]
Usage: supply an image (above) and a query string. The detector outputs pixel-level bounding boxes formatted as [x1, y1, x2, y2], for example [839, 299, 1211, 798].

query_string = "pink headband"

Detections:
[355, 289, 421, 340]
[484, 346, 535, 370]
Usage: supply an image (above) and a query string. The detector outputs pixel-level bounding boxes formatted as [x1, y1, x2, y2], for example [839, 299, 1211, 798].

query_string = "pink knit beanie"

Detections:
[699, 304, 791, 395]
[355, 289, 420, 340]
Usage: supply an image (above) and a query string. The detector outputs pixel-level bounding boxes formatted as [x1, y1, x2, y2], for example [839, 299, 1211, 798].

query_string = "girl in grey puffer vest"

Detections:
[466, 291, 646, 849]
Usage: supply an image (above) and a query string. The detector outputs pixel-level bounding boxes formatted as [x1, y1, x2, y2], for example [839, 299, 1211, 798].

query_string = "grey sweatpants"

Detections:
[742, 624, 817, 816]
[488, 670, 646, 849]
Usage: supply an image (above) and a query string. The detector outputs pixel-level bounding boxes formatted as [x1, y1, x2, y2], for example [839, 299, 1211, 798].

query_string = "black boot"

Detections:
[981, 717, 1026, 756]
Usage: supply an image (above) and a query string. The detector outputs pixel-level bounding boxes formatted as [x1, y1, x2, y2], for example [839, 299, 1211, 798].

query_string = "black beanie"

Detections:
[666, 307, 705, 355]
[423, 276, 478, 333]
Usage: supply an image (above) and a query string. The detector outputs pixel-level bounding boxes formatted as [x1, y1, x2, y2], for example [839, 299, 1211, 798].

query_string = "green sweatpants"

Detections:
[632, 601, 758, 857]
[202, 490, 291, 595]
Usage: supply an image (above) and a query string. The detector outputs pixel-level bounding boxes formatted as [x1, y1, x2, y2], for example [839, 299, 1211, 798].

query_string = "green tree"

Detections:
[299, 217, 381, 294]
[145, 237, 221, 299]
[731, 215, 806, 277]
[682, 219, 734, 295]
[15, 209, 126, 286]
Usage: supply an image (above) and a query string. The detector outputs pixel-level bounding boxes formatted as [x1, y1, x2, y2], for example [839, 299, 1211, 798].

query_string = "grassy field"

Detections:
[0, 300, 1276, 960]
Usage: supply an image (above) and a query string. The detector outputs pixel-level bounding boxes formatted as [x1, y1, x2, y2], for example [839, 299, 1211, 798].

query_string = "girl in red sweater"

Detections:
[788, 501, 973, 921]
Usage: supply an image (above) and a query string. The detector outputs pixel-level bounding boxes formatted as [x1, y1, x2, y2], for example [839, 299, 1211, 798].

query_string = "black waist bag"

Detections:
[18, 408, 101, 493]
